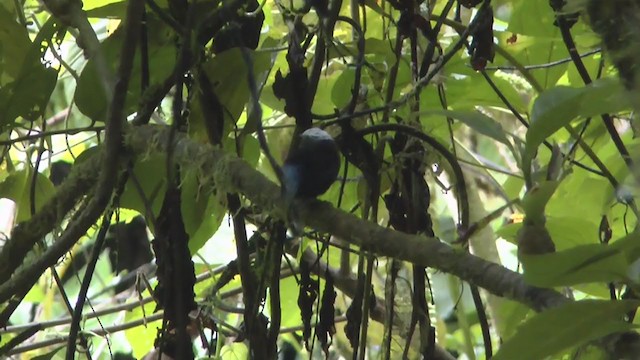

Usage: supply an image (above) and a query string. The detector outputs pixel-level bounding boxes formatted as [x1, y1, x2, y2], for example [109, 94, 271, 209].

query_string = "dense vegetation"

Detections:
[0, 0, 639, 358]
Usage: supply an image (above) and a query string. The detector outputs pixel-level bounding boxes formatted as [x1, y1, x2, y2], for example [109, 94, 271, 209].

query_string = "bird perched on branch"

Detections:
[281, 128, 341, 232]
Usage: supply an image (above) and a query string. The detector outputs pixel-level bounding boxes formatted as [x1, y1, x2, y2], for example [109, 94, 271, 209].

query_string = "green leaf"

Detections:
[202, 47, 272, 133]
[435, 75, 526, 113]
[611, 231, 640, 263]
[221, 342, 249, 359]
[493, 300, 640, 360]
[84, 0, 128, 13]
[0, 66, 58, 125]
[421, 109, 512, 147]
[241, 135, 261, 168]
[0, 169, 55, 222]
[181, 170, 224, 254]
[0, 4, 31, 83]
[523, 78, 631, 181]
[523, 86, 584, 180]
[85, 1, 126, 17]
[74, 59, 110, 121]
[331, 67, 356, 109]
[498, 35, 568, 89]
[546, 173, 610, 222]
[521, 243, 628, 287]
[494, 300, 531, 339]
[521, 180, 559, 221]
[578, 77, 630, 117]
[120, 155, 167, 219]
[508, 0, 557, 37]
[312, 70, 342, 115]
[497, 216, 600, 249]
[361, 0, 392, 20]
[0, 18, 59, 128]
[125, 289, 162, 359]
[75, 15, 175, 122]
[275, 277, 303, 328]
[31, 346, 65, 359]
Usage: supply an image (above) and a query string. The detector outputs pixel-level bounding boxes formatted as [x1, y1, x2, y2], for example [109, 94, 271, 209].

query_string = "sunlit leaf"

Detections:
[521, 243, 628, 287]
[201, 47, 272, 135]
[221, 342, 249, 359]
[0, 17, 59, 127]
[75, 15, 174, 122]
[0, 4, 30, 83]
[31, 346, 65, 359]
[521, 180, 559, 221]
[125, 290, 162, 358]
[508, 0, 557, 37]
[421, 109, 512, 147]
[436, 74, 527, 113]
[120, 155, 167, 220]
[0, 169, 55, 222]
[493, 300, 639, 360]
[331, 67, 356, 109]
[182, 169, 224, 254]
[523, 86, 584, 180]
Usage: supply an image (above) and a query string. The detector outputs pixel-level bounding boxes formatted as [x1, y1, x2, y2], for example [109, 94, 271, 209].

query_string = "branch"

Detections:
[124, 125, 568, 311]
[0, 124, 566, 314]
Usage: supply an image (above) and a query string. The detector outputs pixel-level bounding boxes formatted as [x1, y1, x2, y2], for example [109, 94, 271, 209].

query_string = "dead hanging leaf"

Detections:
[316, 270, 337, 355]
[297, 261, 318, 350]
[468, 5, 495, 71]
[344, 291, 363, 349]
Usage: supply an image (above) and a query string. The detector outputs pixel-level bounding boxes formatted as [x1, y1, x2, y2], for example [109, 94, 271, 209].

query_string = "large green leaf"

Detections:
[578, 77, 630, 117]
[124, 289, 162, 359]
[75, 15, 174, 122]
[0, 17, 59, 128]
[497, 215, 600, 250]
[331, 67, 356, 110]
[190, 48, 274, 140]
[508, 0, 557, 37]
[493, 300, 640, 360]
[499, 35, 568, 90]
[120, 155, 167, 219]
[31, 346, 66, 359]
[0, 169, 55, 222]
[528, 86, 583, 145]
[420, 109, 512, 147]
[521, 243, 628, 287]
[523, 78, 631, 181]
[181, 169, 224, 254]
[202, 48, 272, 128]
[221, 343, 249, 359]
[276, 277, 303, 328]
[436, 74, 526, 113]
[0, 66, 58, 126]
[494, 299, 531, 339]
[501, 0, 577, 88]
[521, 180, 559, 221]
[0, 3, 31, 83]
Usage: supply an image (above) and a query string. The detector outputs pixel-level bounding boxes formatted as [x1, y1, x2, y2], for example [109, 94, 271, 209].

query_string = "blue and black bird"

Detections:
[282, 127, 341, 200]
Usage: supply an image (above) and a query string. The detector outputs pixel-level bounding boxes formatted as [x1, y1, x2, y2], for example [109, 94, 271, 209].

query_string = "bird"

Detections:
[282, 127, 341, 200]
[517, 216, 556, 259]
[281, 128, 341, 233]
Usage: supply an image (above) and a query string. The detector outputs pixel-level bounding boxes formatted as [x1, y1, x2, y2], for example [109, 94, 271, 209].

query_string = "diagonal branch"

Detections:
[123, 125, 569, 312]
[0, 125, 568, 312]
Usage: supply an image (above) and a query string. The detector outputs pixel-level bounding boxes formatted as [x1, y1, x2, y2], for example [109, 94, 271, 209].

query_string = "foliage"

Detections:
[0, 0, 639, 359]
